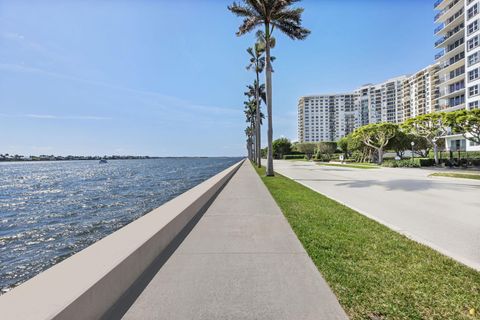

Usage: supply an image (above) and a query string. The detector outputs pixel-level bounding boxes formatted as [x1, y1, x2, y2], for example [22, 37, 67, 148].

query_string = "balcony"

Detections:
[434, 0, 444, 9]
[435, 51, 445, 60]
[435, 0, 462, 23]
[439, 87, 465, 100]
[435, 24, 445, 34]
[438, 103, 465, 112]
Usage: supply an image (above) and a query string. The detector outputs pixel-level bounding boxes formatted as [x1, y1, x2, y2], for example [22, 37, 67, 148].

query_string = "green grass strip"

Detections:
[430, 172, 480, 180]
[317, 163, 379, 169]
[254, 164, 479, 320]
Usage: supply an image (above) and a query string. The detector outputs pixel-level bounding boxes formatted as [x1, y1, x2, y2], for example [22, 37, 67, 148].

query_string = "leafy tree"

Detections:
[411, 135, 432, 158]
[353, 123, 399, 164]
[272, 138, 292, 159]
[402, 113, 448, 165]
[229, 0, 310, 176]
[316, 142, 337, 156]
[337, 137, 349, 159]
[293, 142, 316, 159]
[445, 109, 480, 144]
[346, 133, 374, 162]
[315, 142, 337, 161]
[386, 131, 410, 159]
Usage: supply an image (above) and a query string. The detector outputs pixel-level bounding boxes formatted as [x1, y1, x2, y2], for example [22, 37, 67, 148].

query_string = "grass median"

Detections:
[254, 164, 479, 320]
[430, 172, 480, 180]
[316, 162, 380, 169]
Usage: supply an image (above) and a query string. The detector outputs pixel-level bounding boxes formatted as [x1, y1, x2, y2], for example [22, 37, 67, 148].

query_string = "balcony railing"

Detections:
[434, 0, 443, 9]
[435, 51, 445, 60]
[434, 0, 461, 22]
[435, 37, 446, 47]
[434, 24, 445, 34]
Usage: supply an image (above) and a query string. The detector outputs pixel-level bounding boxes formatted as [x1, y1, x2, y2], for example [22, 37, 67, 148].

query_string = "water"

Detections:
[0, 157, 242, 293]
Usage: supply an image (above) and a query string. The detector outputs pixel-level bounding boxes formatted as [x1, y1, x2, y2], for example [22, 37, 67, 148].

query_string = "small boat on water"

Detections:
[99, 159, 108, 164]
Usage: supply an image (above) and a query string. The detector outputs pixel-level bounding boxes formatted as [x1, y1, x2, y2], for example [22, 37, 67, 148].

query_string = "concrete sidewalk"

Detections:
[122, 161, 348, 320]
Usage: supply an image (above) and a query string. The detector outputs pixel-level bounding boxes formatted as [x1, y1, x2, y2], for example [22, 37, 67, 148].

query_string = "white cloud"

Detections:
[1, 32, 25, 41]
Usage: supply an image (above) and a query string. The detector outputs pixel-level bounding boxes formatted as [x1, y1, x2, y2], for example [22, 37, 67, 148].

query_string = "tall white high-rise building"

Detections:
[434, 0, 466, 111]
[465, 0, 480, 110]
[435, 0, 480, 151]
[297, 94, 356, 143]
[297, 69, 438, 143]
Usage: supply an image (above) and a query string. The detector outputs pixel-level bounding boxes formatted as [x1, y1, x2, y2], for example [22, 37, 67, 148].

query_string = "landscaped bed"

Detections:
[254, 164, 479, 320]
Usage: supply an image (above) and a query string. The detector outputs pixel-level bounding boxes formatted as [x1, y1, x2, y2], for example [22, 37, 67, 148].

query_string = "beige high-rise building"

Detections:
[401, 64, 440, 121]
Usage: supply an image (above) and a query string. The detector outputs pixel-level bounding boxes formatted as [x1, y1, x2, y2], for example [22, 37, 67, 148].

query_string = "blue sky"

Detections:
[0, 0, 435, 157]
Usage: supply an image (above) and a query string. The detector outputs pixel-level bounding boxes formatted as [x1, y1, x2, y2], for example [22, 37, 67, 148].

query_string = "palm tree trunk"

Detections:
[265, 23, 274, 176]
[255, 74, 261, 168]
[251, 120, 256, 164]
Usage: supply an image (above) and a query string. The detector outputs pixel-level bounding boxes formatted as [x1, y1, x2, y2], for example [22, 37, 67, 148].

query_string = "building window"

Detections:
[468, 35, 479, 51]
[469, 100, 479, 108]
[468, 3, 479, 20]
[469, 84, 479, 96]
[468, 20, 479, 35]
[469, 68, 480, 81]
[468, 52, 480, 66]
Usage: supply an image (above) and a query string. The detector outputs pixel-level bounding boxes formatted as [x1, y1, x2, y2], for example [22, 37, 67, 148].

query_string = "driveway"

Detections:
[273, 160, 480, 271]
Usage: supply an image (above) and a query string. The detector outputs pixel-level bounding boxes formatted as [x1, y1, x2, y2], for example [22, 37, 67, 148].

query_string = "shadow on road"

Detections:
[335, 179, 480, 191]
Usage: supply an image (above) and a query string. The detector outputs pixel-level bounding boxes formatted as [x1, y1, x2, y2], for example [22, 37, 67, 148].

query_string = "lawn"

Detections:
[430, 172, 480, 180]
[254, 164, 479, 320]
[317, 162, 380, 169]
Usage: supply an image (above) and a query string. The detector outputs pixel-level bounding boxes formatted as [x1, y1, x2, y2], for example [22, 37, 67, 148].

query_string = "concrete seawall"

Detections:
[0, 159, 244, 320]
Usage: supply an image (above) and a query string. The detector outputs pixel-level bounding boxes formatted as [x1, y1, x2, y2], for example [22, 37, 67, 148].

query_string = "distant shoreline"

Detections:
[0, 156, 239, 163]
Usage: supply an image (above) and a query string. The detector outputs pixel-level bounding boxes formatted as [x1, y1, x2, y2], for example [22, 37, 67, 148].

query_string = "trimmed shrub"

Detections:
[314, 152, 331, 162]
[283, 154, 306, 160]
[382, 159, 420, 168]
[418, 158, 435, 167]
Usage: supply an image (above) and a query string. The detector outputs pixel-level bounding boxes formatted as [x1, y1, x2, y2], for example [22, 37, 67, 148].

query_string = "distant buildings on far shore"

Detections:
[0, 154, 158, 162]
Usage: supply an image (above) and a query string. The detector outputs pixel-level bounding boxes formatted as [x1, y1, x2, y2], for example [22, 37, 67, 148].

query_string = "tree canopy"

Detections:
[353, 123, 399, 164]
[445, 109, 480, 144]
[272, 138, 292, 159]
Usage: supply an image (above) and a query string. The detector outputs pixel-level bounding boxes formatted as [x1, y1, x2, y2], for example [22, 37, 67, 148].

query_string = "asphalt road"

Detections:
[273, 160, 480, 271]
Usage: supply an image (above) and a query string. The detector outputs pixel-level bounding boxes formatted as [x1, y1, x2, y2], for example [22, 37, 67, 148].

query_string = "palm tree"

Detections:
[229, 0, 310, 176]
[245, 127, 253, 160]
[246, 43, 265, 167]
[244, 80, 266, 165]
[244, 97, 265, 161]
[244, 99, 257, 162]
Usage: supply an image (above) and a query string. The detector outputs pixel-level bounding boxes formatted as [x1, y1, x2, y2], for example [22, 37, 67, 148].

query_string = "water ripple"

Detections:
[0, 157, 241, 293]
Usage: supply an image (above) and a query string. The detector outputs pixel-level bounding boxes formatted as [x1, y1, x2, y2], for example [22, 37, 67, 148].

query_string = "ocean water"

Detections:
[0, 157, 242, 293]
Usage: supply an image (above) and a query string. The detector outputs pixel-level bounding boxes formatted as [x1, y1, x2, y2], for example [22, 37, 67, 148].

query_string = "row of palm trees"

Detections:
[229, 0, 310, 176]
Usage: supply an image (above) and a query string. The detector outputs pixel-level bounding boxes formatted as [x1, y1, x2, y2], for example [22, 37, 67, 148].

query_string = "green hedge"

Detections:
[382, 158, 434, 168]
[283, 154, 306, 160]
[382, 160, 419, 168]
[418, 158, 435, 167]
[428, 150, 480, 160]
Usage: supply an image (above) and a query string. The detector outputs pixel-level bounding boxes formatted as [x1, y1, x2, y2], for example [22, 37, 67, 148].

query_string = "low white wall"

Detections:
[0, 159, 244, 320]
